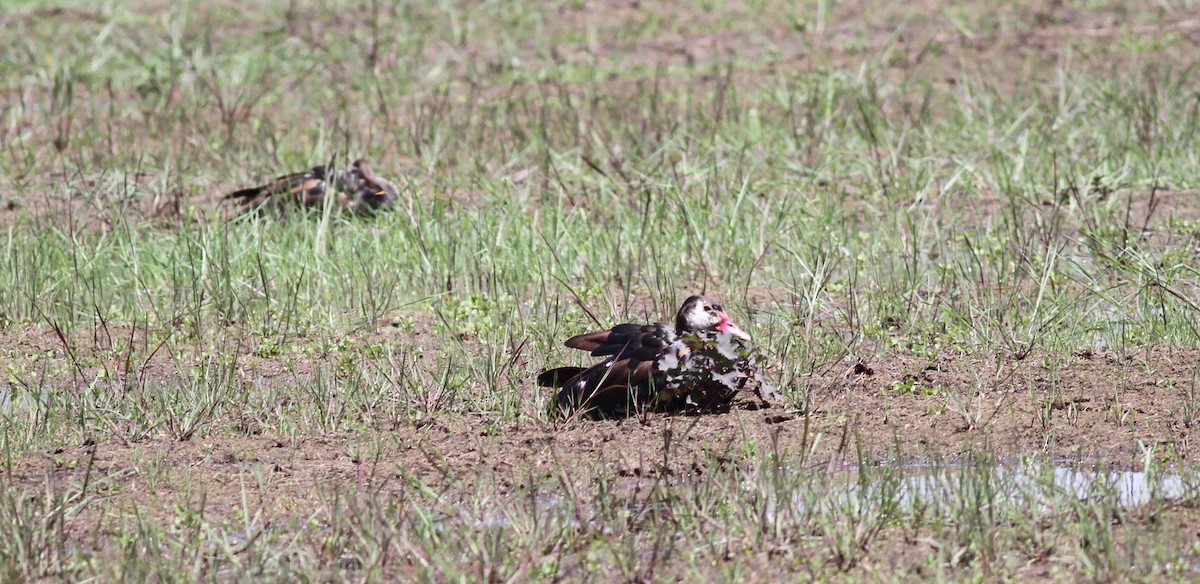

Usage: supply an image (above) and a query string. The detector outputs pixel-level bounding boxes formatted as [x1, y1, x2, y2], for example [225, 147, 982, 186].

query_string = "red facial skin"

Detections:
[716, 315, 751, 341]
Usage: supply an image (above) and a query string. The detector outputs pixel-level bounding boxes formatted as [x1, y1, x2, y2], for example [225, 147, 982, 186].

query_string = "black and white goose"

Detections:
[224, 158, 397, 215]
[538, 295, 753, 417]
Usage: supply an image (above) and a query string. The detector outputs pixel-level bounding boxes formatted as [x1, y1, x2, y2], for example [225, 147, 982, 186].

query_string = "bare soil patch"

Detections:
[10, 345, 1199, 533]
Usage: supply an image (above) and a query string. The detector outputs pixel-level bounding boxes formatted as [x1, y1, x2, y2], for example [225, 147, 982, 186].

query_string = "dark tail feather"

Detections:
[553, 383, 642, 420]
[554, 385, 585, 414]
[225, 186, 265, 199]
[537, 366, 586, 388]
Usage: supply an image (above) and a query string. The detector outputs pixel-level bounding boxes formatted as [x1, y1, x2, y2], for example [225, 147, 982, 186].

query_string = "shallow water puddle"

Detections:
[827, 462, 1196, 512]
[1041, 466, 1186, 507]
[475, 462, 1196, 530]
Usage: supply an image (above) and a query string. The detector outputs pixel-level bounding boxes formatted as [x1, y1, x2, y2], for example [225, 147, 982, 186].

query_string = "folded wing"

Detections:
[224, 166, 331, 210]
[543, 322, 677, 415]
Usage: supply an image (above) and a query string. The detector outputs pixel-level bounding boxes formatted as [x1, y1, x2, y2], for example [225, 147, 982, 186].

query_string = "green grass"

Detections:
[3, 436, 1199, 581]
[2, 0, 1200, 580]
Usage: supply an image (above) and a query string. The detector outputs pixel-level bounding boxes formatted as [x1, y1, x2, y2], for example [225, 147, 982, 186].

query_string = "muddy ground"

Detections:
[8, 342, 1198, 521]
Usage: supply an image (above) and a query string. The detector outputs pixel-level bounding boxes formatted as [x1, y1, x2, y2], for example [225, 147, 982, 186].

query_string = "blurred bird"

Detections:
[340, 158, 398, 215]
[224, 158, 397, 215]
[538, 295, 753, 418]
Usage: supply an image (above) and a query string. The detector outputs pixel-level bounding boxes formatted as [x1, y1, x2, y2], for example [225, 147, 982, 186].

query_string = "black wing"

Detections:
[541, 322, 676, 416]
[564, 323, 673, 358]
[224, 165, 331, 209]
